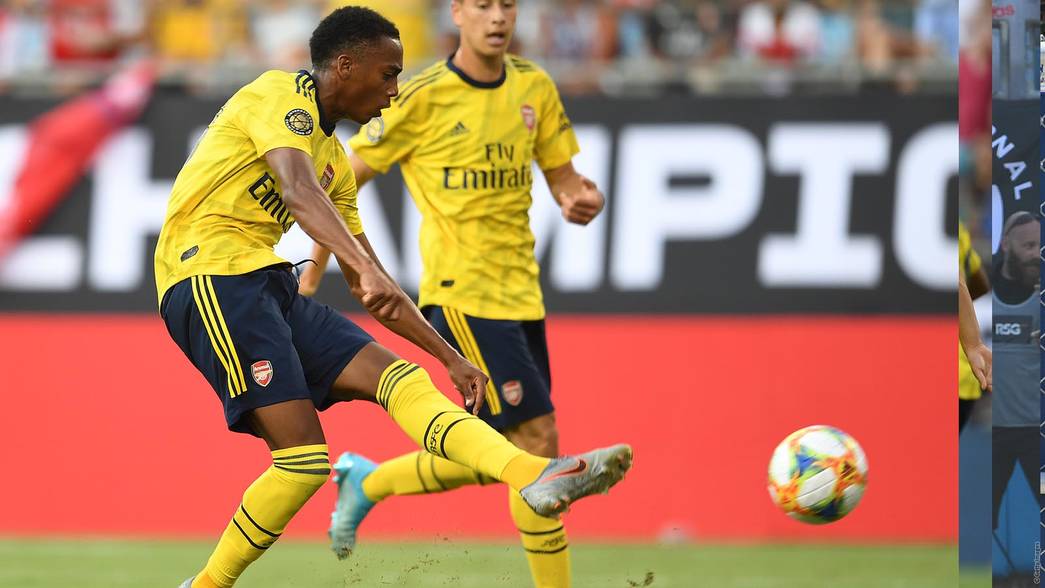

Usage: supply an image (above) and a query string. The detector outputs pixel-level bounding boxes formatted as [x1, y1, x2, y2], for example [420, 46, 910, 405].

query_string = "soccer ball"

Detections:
[767, 425, 868, 524]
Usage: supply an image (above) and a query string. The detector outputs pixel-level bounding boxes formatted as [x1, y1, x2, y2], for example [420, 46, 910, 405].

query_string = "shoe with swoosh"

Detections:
[519, 444, 633, 517]
[329, 451, 379, 560]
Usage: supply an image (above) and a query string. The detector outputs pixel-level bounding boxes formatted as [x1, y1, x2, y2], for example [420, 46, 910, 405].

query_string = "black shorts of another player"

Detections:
[422, 305, 553, 432]
[161, 264, 374, 436]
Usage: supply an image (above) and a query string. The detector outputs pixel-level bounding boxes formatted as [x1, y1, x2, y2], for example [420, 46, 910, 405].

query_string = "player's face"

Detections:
[344, 36, 403, 124]
[1002, 220, 1040, 286]
[452, 0, 517, 58]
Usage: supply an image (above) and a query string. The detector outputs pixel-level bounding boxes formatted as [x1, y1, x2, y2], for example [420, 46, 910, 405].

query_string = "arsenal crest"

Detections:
[502, 380, 524, 406]
[520, 105, 536, 132]
[320, 163, 335, 189]
[251, 360, 273, 387]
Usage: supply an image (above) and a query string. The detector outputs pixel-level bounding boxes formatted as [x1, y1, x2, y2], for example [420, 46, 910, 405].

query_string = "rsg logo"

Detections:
[996, 322, 1022, 336]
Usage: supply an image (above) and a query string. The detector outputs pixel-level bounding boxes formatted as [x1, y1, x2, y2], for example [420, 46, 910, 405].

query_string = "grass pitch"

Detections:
[0, 538, 977, 587]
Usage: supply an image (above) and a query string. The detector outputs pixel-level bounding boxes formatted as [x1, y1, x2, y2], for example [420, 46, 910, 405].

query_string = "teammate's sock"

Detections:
[361, 450, 497, 502]
[193, 445, 330, 587]
[510, 489, 572, 588]
[377, 360, 550, 492]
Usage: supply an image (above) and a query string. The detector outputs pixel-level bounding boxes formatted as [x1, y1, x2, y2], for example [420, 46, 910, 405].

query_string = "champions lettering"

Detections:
[442, 164, 534, 191]
[248, 172, 295, 232]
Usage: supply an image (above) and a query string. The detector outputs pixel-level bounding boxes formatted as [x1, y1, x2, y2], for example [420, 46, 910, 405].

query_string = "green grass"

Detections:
[0, 538, 972, 587]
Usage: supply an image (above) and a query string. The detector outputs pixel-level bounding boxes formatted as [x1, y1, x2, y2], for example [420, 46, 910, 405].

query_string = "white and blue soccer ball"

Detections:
[767, 425, 868, 524]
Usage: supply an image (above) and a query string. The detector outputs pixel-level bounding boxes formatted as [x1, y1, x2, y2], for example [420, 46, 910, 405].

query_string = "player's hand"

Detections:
[447, 356, 488, 415]
[965, 342, 992, 394]
[353, 268, 402, 321]
[559, 176, 604, 225]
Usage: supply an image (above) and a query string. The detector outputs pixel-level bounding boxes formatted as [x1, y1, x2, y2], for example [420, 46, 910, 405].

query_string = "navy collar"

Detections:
[300, 70, 336, 136]
[445, 54, 505, 89]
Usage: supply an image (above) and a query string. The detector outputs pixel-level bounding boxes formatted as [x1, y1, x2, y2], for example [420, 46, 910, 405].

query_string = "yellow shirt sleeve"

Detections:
[534, 74, 580, 171]
[239, 77, 321, 159]
[958, 222, 981, 277]
[348, 93, 425, 173]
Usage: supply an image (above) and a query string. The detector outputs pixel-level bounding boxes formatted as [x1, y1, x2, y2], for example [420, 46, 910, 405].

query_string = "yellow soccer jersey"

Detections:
[957, 222, 984, 400]
[348, 55, 580, 321]
[154, 69, 362, 304]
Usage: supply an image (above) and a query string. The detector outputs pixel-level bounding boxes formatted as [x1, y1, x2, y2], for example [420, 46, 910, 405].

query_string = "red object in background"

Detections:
[0, 60, 155, 261]
[0, 314, 954, 542]
[50, 0, 117, 63]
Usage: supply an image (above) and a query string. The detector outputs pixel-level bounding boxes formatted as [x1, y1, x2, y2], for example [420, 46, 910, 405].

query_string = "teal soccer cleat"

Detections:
[329, 451, 379, 560]
[519, 444, 633, 518]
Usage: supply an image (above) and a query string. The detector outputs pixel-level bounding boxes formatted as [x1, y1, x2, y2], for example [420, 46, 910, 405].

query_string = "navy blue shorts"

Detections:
[161, 264, 374, 436]
[422, 306, 553, 431]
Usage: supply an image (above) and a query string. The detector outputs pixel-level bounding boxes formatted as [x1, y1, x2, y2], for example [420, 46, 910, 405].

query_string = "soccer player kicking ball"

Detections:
[299, 2, 608, 586]
[153, 8, 630, 588]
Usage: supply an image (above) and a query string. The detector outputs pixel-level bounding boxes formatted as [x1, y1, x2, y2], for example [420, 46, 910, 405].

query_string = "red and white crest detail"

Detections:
[502, 380, 524, 406]
[251, 360, 273, 387]
[520, 105, 536, 132]
[319, 163, 335, 189]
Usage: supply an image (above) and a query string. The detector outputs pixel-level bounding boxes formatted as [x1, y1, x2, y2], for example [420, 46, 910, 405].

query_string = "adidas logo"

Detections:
[449, 121, 469, 137]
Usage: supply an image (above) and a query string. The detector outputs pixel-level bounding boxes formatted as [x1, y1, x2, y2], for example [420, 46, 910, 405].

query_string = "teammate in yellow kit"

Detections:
[153, 8, 630, 588]
[957, 222, 990, 432]
[299, 2, 604, 586]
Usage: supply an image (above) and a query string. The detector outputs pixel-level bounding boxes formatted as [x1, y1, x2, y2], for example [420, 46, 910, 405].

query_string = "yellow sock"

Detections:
[361, 450, 497, 501]
[193, 445, 330, 587]
[510, 489, 571, 588]
[378, 360, 549, 492]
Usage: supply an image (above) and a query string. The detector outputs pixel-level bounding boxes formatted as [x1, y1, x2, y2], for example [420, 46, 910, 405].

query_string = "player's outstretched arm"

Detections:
[268, 147, 487, 413]
[958, 270, 992, 393]
[298, 153, 380, 296]
[543, 161, 604, 226]
[266, 147, 400, 320]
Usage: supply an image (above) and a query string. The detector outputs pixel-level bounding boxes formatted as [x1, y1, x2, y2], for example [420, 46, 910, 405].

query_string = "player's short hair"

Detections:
[310, 6, 400, 68]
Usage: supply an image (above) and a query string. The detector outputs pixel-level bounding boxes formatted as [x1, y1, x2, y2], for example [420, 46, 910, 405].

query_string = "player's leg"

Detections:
[501, 318, 571, 588]
[191, 401, 330, 588]
[990, 427, 1016, 530]
[161, 268, 332, 587]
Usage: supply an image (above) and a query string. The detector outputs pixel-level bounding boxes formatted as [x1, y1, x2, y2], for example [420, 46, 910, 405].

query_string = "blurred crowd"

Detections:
[0, 0, 959, 94]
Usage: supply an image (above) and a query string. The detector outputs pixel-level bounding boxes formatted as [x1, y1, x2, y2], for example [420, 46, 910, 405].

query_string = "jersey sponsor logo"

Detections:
[502, 380, 523, 406]
[521, 105, 536, 132]
[320, 163, 335, 189]
[994, 315, 1033, 343]
[247, 172, 294, 232]
[443, 164, 533, 191]
[366, 117, 384, 143]
[284, 109, 313, 136]
[557, 111, 572, 133]
[449, 121, 469, 137]
[251, 360, 273, 387]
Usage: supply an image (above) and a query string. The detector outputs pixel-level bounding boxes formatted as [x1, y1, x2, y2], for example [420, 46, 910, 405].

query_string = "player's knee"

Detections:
[509, 416, 559, 457]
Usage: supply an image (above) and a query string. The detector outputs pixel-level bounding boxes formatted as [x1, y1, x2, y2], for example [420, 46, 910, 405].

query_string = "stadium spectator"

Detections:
[50, 0, 142, 67]
[539, 0, 617, 93]
[736, 0, 822, 63]
[816, 0, 856, 64]
[249, 0, 320, 71]
[957, 0, 990, 196]
[0, 0, 51, 79]
[647, 0, 733, 63]
[913, 0, 958, 62]
[149, 0, 249, 64]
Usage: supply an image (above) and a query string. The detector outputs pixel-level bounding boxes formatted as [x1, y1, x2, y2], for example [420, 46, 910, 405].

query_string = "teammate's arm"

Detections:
[543, 161, 604, 226]
[298, 153, 378, 296]
[958, 270, 992, 392]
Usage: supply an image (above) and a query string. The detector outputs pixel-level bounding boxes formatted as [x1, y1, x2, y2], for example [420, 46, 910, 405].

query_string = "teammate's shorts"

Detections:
[422, 305, 553, 431]
[161, 264, 374, 436]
